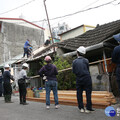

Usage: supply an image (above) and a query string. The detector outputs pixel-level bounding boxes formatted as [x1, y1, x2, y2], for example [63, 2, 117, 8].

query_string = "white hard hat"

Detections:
[77, 46, 86, 55]
[4, 64, 10, 68]
[22, 63, 29, 68]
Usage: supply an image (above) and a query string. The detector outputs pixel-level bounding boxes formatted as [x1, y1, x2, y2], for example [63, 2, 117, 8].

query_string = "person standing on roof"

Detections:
[18, 63, 29, 105]
[38, 56, 59, 109]
[23, 39, 32, 58]
[112, 33, 120, 98]
[3, 64, 14, 103]
[72, 46, 94, 113]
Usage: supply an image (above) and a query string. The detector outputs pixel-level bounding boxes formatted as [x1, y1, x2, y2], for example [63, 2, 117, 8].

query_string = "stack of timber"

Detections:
[26, 90, 116, 109]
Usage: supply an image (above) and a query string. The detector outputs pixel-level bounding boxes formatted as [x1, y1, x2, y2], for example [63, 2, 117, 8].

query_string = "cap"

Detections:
[77, 46, 86, 55]
[44, 56, 52, 62]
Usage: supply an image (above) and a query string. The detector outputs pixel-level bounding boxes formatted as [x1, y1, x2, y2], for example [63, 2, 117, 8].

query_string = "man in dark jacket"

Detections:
[72, 46, 94, 113]
[38, 56, 59, 109]
[3, 64, 14, 103]
[112, 33, 120, 97]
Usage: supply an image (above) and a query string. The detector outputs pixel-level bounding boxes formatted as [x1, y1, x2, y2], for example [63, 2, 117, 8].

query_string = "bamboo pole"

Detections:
[30, 58, 112, 79]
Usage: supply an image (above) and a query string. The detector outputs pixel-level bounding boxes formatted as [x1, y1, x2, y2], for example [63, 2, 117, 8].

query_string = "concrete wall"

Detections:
[0, 33, 4, 63]
[61, 27, 84, 41]
[60, 25, 95, 41]
[85, 26, 95, 32]
[0, 22, 44, 64]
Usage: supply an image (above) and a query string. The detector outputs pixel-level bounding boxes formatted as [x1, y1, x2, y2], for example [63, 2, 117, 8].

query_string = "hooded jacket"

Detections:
[38, 64, 58, 81]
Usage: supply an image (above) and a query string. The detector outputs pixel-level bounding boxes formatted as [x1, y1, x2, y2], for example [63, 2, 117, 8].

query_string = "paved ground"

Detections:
[0, 96, 119, 120]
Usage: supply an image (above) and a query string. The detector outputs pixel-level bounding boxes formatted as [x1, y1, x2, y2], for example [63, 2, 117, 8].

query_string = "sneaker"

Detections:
[79, 108, 84, 113]
[55, 105, 60, 109]
[20, 102, 23, 104]
[85, 109, 95, 113]
[23, 103, 29, 105]
[6, 101, 14, 103]
[46, 106, 50, 109]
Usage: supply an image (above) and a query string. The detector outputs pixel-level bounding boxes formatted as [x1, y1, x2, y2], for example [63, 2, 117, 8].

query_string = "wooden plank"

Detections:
[39, 96, 111, 104]
[26, 97, 110, 109]
[40, 92, 112, 98]
[27, 90, 116, 109]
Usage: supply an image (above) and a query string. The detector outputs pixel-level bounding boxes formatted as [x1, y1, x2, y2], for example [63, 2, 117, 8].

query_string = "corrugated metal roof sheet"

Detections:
[0, 54, 23, 68]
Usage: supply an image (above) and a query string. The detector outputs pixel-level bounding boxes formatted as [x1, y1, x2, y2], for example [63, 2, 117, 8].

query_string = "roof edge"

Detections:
[58, 24, 95, 36]
[0, 17, 45, 30]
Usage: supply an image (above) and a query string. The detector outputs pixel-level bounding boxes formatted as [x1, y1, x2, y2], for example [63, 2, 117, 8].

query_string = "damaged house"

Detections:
[56, 19, 120, 96]
[12, 19, 120, 97]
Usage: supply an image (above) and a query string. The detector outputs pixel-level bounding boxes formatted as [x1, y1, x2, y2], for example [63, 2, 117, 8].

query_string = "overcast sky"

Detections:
[0, 0, 120, 29]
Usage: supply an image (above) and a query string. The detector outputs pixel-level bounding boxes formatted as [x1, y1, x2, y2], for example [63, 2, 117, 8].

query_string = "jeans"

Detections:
[45, 80, 59, 106]
[23, 48, 29, 58]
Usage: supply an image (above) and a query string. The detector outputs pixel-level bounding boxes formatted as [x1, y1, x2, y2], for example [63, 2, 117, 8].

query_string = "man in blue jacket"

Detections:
[72, 46, 94, 113]
[23, 39, 32, 58]
[112, 33, 120, 97]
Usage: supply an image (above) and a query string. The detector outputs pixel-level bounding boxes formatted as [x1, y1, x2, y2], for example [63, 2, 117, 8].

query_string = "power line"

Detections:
[33, 0, 119, 24]
[0, 0, 36, 15]
[50, 0, 100, 26]
[48, 0, 118, 21]
[1, 0, 119, 25]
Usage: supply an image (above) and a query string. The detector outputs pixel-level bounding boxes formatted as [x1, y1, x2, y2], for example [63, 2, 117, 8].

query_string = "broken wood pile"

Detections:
[26, 90, 116, 109]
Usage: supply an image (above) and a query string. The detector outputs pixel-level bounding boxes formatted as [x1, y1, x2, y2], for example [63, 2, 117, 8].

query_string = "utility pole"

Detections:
[43, 0, 55, 53]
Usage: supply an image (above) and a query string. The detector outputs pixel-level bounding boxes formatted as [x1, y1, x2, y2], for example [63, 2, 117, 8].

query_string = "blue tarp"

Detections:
[113, 33, 120, 42]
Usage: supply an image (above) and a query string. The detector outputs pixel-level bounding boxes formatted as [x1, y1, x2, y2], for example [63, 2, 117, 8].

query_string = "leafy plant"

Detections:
[39, 56, 76, 90]
[27, 70, 34, 76]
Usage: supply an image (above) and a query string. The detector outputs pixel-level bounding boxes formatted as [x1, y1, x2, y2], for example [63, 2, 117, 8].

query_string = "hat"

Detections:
[22, 63, 29, 68]
[77, 46, 86, 55]
[4, 64, 10, 68]
[113, 33, 120, 42]
[44, 56, 52, 62]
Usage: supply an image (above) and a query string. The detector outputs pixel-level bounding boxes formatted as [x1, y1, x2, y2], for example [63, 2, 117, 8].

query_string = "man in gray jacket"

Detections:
[18, 63, 29, 105]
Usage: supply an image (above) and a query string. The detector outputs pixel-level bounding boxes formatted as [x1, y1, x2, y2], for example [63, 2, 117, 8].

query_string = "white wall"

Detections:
[61, 27, 84, 40]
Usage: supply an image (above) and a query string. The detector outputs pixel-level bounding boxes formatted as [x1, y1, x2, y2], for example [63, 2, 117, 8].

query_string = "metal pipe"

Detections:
[103, 50, 108, 74]
[62, 42, 104, 57]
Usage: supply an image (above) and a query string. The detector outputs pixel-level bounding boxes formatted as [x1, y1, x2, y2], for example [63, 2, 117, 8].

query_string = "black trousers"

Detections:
[18, 82, 27, 103]
[116, 66, 120, 96]
[76, 76, 92, 110]
[3, 83, 12, 95]
[0, 82, 3, 96]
